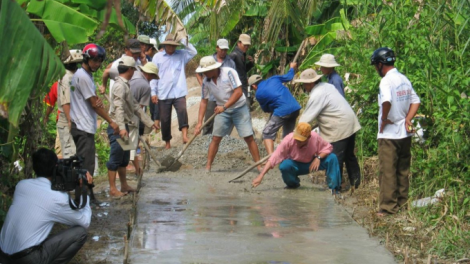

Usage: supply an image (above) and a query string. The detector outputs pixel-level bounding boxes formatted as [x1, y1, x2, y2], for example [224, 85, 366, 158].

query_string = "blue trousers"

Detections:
[279, 153, 341, 191]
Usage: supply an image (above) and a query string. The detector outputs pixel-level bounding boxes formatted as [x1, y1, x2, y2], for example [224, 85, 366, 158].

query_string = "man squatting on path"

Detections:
[106, 56, 159, 198]
[252, 122, 341, 194]
[370, 47, 420, 216]
[194, 56, 262, 172]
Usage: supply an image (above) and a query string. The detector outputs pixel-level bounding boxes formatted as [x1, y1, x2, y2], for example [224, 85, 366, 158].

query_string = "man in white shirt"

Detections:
[70, 44, 119, 204]
[194, 56, 261, 172]
[0, 148, 92, 264]
[151, 34, 197, 149]
[295, 69, 362, 191]
[370, 47, 420, 216]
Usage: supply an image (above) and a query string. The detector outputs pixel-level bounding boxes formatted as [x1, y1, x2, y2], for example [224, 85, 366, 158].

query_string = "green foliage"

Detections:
[319, 0, 470, 258]
[0, 0, 64, 127]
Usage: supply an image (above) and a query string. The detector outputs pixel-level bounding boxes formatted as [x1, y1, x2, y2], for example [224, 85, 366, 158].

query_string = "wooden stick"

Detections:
[169, 112, 217, 166]
[229, 154, 272, 183]
[139, 136, 163, 169]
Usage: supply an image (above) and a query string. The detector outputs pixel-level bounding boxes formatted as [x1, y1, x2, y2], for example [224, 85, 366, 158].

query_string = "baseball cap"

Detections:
[293, 122, 312, 141]
[119, 56, 136, 69]
[239, 34, 251, 45]
[125, 39, 141, 53]
[217, 39, 229, 49]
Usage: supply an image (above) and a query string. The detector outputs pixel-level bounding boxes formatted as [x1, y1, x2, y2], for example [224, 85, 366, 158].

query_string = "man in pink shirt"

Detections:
[252, 122, 341, 193]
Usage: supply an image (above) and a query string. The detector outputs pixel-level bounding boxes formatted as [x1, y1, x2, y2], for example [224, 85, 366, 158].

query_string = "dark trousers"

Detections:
[159, 97, 188, 142]
[106, 125, 130, 171]
[378, 137, 412, 214]
[0, 226, 87, 264]
[331, 133, 361, 188]
[149, 100, 160, 121]
[70, 123, 95, 175]
[203, 100, 217, 135]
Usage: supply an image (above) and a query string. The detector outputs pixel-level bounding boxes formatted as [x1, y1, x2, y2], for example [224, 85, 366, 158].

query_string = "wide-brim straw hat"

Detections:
[138, 62, 160, 79]
[195, 56, 222, 73]
[314, 54, 341, 67]
[294, 69, 323, 83]
[161, 33, 181, 46]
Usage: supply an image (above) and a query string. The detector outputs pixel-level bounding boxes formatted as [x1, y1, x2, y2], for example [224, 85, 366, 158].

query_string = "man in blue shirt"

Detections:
[315, 54, 345, 97]
[248, 62, 301, 154]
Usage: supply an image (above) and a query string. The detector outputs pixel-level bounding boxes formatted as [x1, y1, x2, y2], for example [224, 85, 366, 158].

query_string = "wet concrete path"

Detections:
[129, 169, 396, 264]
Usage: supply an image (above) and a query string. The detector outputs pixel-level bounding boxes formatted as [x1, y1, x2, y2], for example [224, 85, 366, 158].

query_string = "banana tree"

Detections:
[23, 0, 136, 45]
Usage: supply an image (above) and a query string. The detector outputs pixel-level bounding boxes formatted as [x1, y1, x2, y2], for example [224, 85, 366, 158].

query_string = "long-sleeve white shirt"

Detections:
[150, 43, 197, 100]
[0, 178, 91, 254]
[299, 82, 361, 143]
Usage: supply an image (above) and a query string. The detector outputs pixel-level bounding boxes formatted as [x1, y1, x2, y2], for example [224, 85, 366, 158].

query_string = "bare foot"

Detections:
[183, 137, 189, 144]
[257, 165, 263, 173]
[109, 189, 127, 198]
[121, 185, 136, 193]
[165, 142, 171, 149]
[205, 166, 211, 172]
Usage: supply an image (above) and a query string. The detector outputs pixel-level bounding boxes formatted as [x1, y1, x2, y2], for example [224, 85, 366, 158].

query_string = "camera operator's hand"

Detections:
[86, 172, 93, 184]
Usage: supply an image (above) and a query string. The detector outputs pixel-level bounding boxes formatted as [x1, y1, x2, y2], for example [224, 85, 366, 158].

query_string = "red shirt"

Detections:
[43, 82, 60, 121]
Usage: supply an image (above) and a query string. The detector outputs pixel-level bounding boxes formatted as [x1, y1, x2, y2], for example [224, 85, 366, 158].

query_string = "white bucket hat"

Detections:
[248, 75, 262, 86]
[195, 56, 222, 73]
[138, 62, 159, 79]
[314, 54, 341, 67]
[217, 39, 229, 49]
[119, 56, 137, 70]
[294, 69, 323, 83]
[63, 49, 83, 64]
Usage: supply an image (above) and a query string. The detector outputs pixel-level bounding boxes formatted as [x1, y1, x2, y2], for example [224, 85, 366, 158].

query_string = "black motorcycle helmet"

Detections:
[370, 47, 396, 65]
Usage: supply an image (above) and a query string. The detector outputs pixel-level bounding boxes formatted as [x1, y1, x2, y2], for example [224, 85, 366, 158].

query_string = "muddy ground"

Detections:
[68, 76, 453, 264]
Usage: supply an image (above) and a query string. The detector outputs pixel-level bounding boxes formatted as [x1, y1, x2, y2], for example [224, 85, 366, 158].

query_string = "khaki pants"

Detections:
[57, 124, 76, 159]
[378, 137, 412, 214]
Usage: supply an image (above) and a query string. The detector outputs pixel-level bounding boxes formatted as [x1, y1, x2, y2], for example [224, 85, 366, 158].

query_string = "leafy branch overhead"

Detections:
[129, 0, 188, 41]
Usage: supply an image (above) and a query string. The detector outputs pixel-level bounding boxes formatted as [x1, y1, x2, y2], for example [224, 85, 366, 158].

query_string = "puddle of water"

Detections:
[129, 177, 396, 264]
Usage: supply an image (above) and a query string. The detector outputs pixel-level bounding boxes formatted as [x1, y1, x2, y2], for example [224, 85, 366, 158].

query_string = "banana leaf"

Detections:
[27, 0, 98, 36]
[0, 0, 64, 127]
[42, 19, 89, 44]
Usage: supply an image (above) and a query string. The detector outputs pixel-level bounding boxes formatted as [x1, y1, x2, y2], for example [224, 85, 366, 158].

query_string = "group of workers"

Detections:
[44, 33, 420, 217]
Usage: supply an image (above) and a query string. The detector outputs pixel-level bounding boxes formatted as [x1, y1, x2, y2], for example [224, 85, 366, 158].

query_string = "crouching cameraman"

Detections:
[0, 148, 92, 264]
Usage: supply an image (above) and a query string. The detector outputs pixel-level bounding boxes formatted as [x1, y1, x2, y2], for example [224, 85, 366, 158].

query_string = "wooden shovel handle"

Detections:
[229, 154, 272, 183]
[179, 112, 217, 157]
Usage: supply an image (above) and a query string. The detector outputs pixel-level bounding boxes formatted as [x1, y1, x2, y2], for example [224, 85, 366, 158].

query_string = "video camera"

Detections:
[51, 155, 89, 210]
[52, 155, 88, 192]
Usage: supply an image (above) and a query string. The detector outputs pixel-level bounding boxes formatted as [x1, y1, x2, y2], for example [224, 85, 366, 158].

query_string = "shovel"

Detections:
[139, 135, 166, 172]
[167, 112, 217, 168]
[228, 154, 272, 183]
